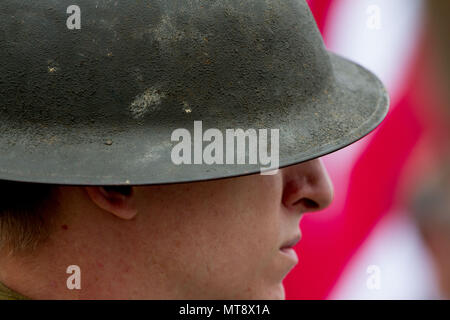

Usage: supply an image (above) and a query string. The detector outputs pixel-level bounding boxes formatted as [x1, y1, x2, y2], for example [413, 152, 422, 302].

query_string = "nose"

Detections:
[281, 158, 334, 213]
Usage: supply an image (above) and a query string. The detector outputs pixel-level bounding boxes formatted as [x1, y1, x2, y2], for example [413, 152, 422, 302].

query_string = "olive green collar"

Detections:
[0, 282, 29, 300]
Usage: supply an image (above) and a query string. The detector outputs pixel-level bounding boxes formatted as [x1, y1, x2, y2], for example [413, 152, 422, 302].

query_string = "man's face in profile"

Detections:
[61, 158, 333, 299]
[0, 158, 332, 300]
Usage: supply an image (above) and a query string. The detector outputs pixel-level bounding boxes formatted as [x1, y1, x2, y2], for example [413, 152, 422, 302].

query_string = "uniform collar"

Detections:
[0, 281, 29, 300]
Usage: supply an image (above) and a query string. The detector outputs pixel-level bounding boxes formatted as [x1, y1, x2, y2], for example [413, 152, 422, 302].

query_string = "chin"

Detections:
[274, 283, 287, 300]
[226, 283, 286, 300]
[257, 283, 286, 300]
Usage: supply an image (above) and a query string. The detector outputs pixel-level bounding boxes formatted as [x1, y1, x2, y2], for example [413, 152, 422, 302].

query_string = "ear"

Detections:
[84, 186, 138, 220]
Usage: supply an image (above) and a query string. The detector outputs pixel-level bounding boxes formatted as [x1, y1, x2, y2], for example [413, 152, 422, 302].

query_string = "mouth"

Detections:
[279, 234, 301, 263]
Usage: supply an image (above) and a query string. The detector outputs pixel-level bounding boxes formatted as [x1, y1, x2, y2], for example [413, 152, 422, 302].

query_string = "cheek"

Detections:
[136, 176, 283, 298]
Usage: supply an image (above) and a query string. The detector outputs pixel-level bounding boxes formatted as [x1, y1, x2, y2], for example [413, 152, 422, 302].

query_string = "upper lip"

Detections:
[280, 234, 301, 250]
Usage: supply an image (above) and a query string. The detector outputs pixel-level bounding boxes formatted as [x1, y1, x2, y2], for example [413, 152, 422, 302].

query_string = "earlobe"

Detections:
[84, 186, 138, 220]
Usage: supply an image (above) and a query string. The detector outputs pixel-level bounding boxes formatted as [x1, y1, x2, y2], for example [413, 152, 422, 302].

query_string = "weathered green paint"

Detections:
[0, 0, 389, 185]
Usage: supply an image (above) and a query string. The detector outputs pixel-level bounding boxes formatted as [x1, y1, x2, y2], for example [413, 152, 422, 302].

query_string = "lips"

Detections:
[280, 234, 301, 251]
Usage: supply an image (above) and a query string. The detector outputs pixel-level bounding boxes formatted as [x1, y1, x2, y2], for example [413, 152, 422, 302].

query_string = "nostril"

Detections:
[293, 198, 319, 210]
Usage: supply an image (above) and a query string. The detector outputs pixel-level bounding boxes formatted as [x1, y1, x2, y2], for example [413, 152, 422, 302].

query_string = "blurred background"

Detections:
[285, 0, 450, 299]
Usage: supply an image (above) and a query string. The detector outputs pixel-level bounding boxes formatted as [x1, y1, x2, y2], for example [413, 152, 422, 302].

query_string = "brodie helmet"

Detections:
[0, 0, 389, 185]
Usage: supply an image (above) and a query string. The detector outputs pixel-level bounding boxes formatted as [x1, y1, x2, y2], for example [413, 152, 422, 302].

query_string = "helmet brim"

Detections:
[0, 52, 389, 186]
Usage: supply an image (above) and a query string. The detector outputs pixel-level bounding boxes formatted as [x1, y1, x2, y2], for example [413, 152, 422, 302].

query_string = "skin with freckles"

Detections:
[0, 159, 333, 300]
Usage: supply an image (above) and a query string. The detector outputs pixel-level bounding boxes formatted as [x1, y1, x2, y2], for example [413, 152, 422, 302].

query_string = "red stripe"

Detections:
[306, 0, 335, 34]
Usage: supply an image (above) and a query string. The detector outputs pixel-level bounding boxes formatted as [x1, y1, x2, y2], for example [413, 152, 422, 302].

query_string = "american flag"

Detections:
[285, 0, 443, 299]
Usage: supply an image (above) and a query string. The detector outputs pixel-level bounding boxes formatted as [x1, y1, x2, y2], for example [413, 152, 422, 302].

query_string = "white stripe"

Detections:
[325, 0, 424, 106]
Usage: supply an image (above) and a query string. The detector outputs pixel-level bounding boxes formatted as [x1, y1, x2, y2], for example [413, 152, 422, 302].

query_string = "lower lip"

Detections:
[280, 248, 299, 263]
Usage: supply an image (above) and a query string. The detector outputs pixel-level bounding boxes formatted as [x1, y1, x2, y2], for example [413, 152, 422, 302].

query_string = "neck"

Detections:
[0, 235, 88, 299]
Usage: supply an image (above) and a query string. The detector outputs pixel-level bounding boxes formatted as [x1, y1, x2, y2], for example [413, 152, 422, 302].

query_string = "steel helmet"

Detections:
[0, 0, 389, 185]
